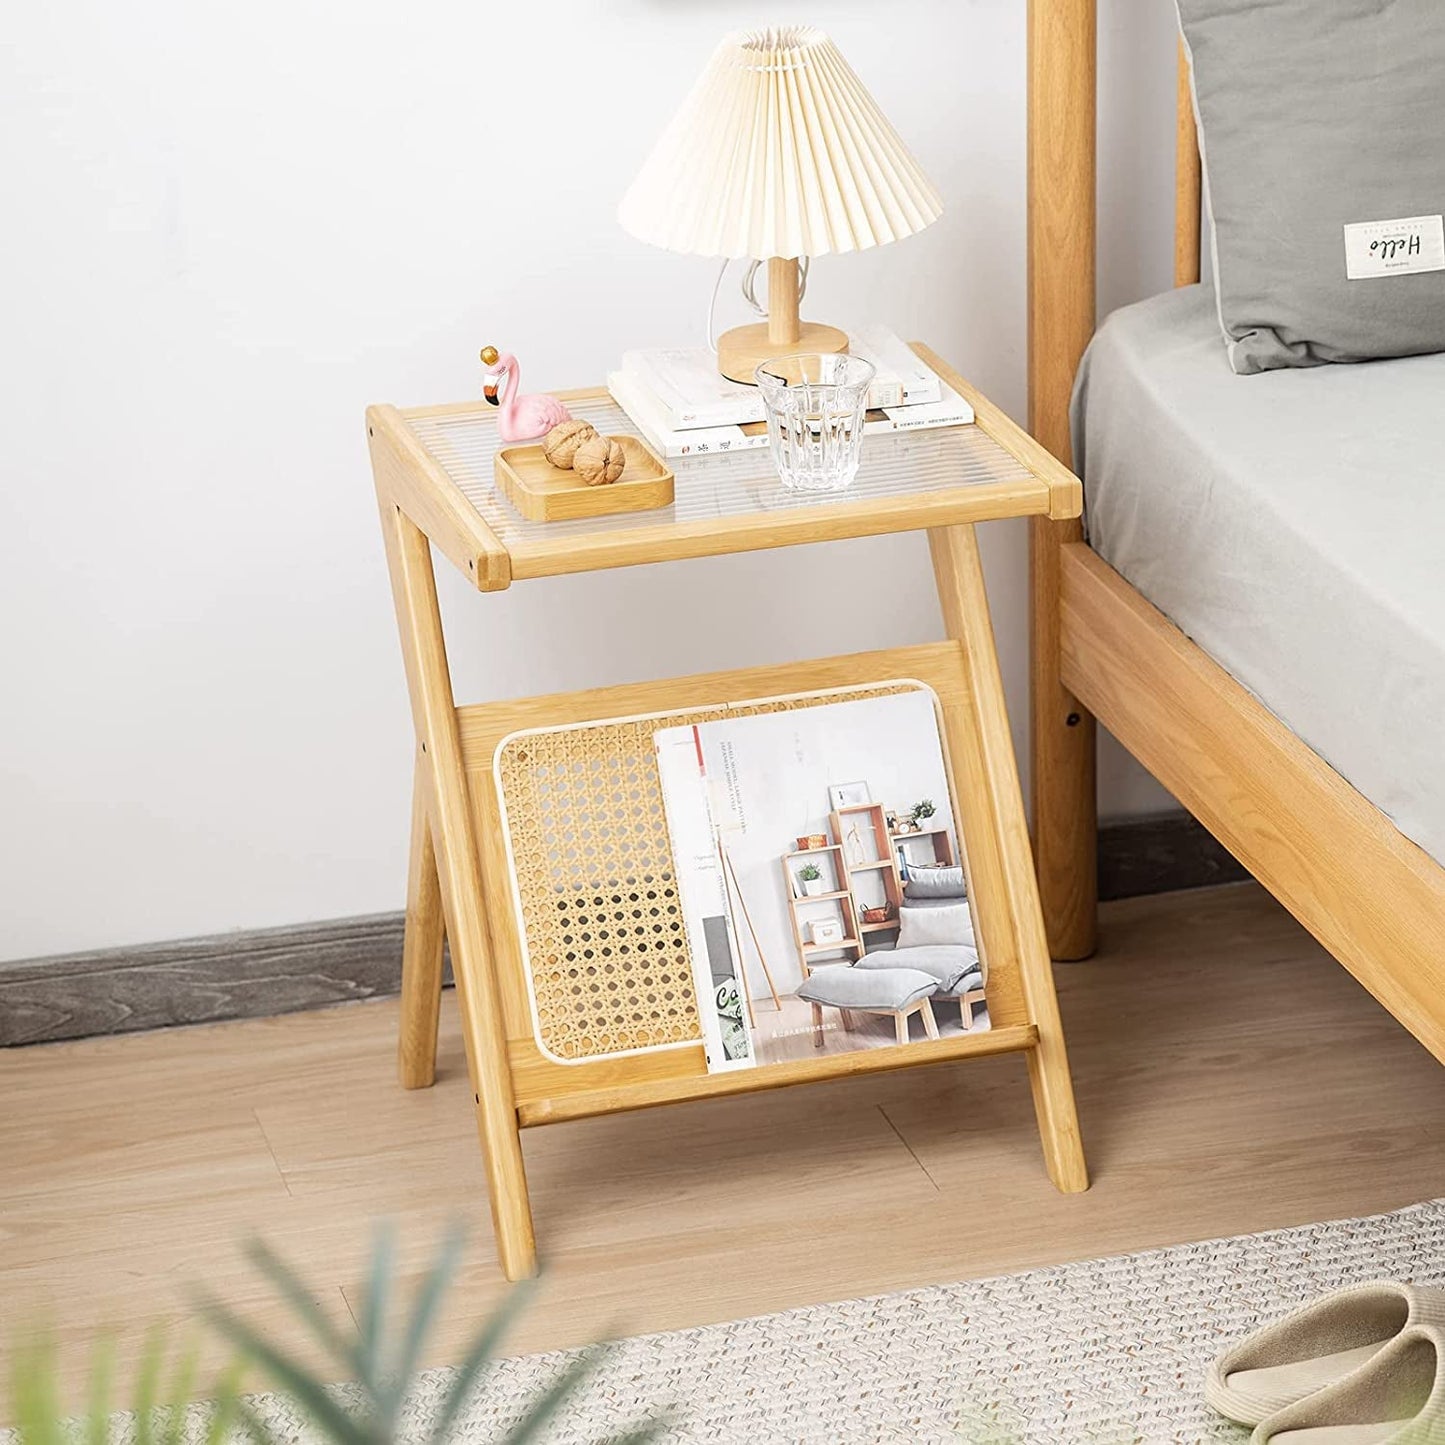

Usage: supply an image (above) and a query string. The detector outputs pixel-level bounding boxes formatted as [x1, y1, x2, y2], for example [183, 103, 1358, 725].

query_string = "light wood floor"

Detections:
[6, 882, 1445, 1411]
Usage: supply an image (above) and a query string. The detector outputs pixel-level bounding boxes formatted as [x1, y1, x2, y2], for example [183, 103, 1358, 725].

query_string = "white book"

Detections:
[609, 370, 974, 460]
[654, 727, 755, 1073]
[620, 326, 944, 432]
[876, 386, 976, 431]
[621, 348, 767, 430]
[849, 325, 944, 408]
[608, 371, 771, 457]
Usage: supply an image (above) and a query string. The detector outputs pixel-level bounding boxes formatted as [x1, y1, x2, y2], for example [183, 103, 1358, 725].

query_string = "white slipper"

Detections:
[1207, 1282, 1445, 1426]
[1252, 1325, 1445, 1443]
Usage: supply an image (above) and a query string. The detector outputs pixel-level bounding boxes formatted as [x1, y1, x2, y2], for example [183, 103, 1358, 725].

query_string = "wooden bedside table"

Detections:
[367, 344, 1087, 1282]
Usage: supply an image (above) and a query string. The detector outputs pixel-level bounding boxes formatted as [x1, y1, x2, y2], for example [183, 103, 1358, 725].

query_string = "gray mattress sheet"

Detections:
[1073, 284, 1445, 868]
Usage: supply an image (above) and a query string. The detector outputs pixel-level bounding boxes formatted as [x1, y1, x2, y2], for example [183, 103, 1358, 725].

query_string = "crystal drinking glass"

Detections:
[754, 352, 877, 492]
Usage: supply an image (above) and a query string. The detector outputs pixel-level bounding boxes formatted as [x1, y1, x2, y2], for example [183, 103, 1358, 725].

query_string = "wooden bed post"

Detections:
[1027, 0, 1099, 960]
[1175, 37, 1203, 288]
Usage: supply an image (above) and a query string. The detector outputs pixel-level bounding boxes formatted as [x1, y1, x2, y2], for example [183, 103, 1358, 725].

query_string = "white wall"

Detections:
[0, 0, 1178, 962]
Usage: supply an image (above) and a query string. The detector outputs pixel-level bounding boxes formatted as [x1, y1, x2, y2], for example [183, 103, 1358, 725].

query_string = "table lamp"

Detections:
[618, 26, 943, 384]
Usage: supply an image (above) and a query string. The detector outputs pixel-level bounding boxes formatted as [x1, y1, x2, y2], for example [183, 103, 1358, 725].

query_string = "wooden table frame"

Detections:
[368, 348, 1089, 1281]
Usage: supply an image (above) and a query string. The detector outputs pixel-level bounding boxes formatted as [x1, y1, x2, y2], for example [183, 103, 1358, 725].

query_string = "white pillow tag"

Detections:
[1343, 215, 1445, 279]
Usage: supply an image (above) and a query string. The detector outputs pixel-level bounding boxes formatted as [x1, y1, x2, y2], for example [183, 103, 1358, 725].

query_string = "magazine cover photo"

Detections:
[656, 689, 987, 1073]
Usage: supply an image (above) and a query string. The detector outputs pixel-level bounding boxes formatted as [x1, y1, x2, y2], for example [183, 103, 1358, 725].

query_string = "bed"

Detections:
[1027, 6, 1445, 1062]
[1075, 283, 1445, 873]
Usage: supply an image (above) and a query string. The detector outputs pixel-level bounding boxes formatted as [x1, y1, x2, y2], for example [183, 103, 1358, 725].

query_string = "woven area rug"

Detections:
[109, 1199, 1445, 1444]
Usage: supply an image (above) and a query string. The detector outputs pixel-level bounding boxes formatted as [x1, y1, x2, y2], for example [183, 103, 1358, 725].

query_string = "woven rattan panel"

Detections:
[498, 684, 921, 1062]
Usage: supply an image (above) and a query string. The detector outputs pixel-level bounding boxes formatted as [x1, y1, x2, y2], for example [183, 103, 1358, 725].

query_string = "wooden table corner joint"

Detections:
[368, 344, 1088, 1281]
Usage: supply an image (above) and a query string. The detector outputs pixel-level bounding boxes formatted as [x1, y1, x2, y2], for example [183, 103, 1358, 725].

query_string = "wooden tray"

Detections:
[494, 435, 675, 522]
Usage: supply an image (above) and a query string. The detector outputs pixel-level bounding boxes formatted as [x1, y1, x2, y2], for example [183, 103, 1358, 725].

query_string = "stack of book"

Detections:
[607, 325, 975, 459]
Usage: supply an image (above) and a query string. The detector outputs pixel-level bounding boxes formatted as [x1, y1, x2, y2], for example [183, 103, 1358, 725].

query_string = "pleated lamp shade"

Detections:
[619, 26, 943, 261]
[619, 27, 941, 381]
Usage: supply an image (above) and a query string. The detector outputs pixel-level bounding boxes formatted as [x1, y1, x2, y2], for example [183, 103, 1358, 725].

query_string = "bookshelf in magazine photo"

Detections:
[367, 344, 1089, 1281]
[781, 841, 861, 976]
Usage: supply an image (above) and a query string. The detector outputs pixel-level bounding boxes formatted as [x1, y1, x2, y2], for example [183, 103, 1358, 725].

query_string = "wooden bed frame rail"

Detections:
[1026, 1, 1445, 1066]
[1061, 544, 1445, 1064]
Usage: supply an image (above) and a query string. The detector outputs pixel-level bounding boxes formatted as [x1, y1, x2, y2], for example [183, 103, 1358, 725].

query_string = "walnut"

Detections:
[541, 419, 598, 469]
[573, 434, 626, 486]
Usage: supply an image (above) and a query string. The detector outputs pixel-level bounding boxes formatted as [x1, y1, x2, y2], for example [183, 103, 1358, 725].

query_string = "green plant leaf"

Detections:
[195, 1291, 370, 1445]
[159, 1338, 200, 1445]
[11, 1328, 251, 1445]
[205, 1232, 671, 1445]
[203, 1362, 250, 1445]
[381, 1222, 466, 1426]
[243, 1240, 358, 1376]
[85, 1335, 116, 1445]
[424, 1281, 536, 1445]
[12, 1336, 64, 1445]
[357, 1222, 395, 1391]
[133, 1326, 166, 1445]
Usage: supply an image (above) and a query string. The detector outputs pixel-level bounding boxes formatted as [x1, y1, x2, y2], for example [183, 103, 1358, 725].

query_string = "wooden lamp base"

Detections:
[717, 319, 850, 384]
[717, 257, 850, 384]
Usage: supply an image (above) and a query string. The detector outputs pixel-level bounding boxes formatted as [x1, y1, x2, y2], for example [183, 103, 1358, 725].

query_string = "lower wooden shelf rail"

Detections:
[515, 1024, 1041, 1127]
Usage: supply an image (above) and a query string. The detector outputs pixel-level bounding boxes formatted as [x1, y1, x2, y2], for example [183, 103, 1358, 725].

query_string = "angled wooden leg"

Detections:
[931, 523, 1089, 1195]
[811, 1001, 824, 1047]
[398, 753, 446, 1089]
[920, 998, 939, 1040]
[373, 464, 535, 1279]
[894, 1011, 909, 1047]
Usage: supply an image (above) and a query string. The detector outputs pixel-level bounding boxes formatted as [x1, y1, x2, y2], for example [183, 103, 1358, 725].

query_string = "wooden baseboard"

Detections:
[0, 811, 1237, 1047]
[0, 915, 452, 1047]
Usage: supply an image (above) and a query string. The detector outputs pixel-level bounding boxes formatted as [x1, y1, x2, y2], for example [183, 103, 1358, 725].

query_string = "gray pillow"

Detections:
[896, 903, 974, 950]
[940, 970, 984, 999]
[797, 965, 937, 1012]
[1178, 0, 1445, 373]
[903, 865, 967, 900]
[857, 944, 978, 993]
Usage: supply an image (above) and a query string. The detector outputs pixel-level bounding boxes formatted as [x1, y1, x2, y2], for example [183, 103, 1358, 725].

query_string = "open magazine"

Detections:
[656, 691, 988, 1074]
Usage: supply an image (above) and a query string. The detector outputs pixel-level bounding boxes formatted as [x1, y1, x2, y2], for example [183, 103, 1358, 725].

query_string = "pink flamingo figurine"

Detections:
[480, 345, 572, 442]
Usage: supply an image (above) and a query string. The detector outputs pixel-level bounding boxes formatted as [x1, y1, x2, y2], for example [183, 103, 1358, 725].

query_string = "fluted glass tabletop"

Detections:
[406, 396, 1036, 552]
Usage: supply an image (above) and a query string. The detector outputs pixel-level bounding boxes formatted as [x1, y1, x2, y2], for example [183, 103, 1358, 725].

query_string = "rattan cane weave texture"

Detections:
[497, 683, 923, 1062]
